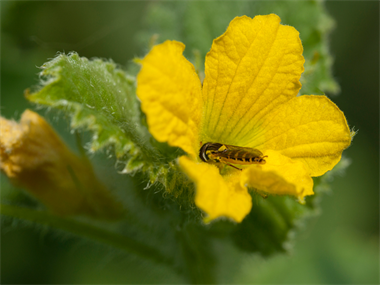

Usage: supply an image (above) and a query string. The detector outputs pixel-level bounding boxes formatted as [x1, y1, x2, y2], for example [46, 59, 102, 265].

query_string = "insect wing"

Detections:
[222, 144, 264, 158]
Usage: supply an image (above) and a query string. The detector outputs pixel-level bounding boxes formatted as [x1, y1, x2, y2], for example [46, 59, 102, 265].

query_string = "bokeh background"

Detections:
[1, 1, 379, 283]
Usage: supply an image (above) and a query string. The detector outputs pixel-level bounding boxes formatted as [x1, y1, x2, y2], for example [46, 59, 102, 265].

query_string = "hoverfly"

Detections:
[199, 142, 267, 171]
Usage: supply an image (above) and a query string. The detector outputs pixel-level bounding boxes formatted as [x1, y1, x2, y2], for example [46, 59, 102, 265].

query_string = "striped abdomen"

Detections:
[217, 149, 267, 165]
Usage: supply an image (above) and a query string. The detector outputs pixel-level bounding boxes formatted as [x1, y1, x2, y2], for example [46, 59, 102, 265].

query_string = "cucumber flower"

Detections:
[137, 14, 352, 222]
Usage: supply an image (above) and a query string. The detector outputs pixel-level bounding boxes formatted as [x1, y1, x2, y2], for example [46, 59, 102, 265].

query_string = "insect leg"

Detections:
[219, 158, 242, 171]
[226, 163, 242, 171]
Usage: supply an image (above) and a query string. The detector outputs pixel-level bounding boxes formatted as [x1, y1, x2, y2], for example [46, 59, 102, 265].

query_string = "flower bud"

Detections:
[0, 110, 124, 219]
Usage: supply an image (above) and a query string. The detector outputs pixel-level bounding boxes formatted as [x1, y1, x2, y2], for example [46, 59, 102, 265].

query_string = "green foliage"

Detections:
[232, 195, 307, 256]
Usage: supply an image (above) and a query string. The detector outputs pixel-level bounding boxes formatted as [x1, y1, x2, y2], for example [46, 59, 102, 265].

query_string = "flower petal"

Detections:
[179, 156, 252, 222]
[241, 150, 314, 202]
[137, 40, 202, 157]
[247, 95, 352, 176]
[201, 14, 304, 145]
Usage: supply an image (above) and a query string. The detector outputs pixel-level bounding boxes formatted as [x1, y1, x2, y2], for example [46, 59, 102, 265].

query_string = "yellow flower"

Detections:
[0, 110, 124, 219]
[136, 14, 352, 222]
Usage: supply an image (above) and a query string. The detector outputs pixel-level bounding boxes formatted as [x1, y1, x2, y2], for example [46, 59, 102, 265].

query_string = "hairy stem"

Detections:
[0, 204, 173, 267]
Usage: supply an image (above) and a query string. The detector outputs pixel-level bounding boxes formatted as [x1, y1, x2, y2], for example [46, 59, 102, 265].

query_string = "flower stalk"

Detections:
[0, 203, 172, 266]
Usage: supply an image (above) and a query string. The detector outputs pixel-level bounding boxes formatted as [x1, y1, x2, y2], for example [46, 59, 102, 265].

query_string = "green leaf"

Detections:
[26, 53, 177, 183]
[232, 195, 309, 256]
[27, 53, 142, 156]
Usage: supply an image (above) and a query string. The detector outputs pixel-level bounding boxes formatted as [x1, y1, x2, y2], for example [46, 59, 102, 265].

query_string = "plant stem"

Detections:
[0, 203, 173, 267]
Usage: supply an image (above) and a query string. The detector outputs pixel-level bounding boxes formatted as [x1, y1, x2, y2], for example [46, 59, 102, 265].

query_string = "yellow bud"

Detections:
[0, 110, 124, 220]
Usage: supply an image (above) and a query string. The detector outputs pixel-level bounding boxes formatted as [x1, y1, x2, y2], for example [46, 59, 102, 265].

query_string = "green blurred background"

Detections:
[1, 1, 378, 283]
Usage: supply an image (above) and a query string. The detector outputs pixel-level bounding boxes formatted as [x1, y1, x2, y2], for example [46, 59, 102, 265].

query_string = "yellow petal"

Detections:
[137, 40, 202, 157]
[247, 95, 352, 176]
[179, 156, 251, 222]
[241, 150, 313, 202]
[201, 14, 304, 145]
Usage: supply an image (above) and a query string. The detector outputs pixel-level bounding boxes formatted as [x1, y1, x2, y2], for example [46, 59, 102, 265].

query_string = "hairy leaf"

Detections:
[27, 53, 168, 172]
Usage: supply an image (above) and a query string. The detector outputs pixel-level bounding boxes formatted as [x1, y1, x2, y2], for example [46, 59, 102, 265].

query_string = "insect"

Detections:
[199, 142, 267, 171]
